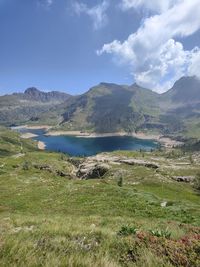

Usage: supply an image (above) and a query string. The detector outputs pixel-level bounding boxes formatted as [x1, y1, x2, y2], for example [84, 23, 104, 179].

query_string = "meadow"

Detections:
[0, 128, 200, 266]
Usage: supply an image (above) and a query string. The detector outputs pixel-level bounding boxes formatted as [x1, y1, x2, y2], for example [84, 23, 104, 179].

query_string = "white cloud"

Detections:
[73, 1, 109, 30]
[98, 0, 200, 92]
[188, 47, 200, 77]
[120, 0, 180, 13]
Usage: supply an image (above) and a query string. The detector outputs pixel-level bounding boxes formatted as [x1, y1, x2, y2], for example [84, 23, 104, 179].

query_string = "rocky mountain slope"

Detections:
[0, 76, 200, 137]
[159, 76, 200, 137]
[60, 76, 200, 136]
[61, 83, 160, 133]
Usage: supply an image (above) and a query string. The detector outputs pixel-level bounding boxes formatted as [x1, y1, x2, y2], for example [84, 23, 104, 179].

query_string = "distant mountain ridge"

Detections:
[0, 76, 200, 138]
[13, 87, 70, 102]
[0, 87, 71, 126]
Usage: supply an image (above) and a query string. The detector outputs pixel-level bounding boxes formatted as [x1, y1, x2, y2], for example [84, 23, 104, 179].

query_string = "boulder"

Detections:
[77, 162, 109, 179]
[67, 158, 84, 168]
[172, 176, 195, 183]
[119, 159, 159, 169]
[34, 164, 53, 172]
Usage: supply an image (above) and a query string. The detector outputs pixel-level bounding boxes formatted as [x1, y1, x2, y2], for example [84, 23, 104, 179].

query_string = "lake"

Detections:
[15, 128, 159, 156]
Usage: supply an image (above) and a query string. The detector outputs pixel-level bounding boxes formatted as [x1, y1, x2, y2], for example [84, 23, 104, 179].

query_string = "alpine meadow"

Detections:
[0, 1, 200, 267]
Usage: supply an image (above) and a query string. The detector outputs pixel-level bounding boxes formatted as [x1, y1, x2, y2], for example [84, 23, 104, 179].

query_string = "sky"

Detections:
[0, 0, 200, 95]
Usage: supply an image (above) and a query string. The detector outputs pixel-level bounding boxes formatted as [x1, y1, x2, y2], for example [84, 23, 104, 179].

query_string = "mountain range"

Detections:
[0, 76, 200, 138]
[0, 88, 71, 126]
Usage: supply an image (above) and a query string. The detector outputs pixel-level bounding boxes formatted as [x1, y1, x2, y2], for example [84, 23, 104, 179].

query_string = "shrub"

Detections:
[117, 176, 123, 187]
[118, 225, 138, 236]
[22, 161, 30, 171]
[149, 229, 171, 239]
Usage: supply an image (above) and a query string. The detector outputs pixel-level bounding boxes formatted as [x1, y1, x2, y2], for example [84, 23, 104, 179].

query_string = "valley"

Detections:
[1, 1, 200, 266]
[0, 126, 200, 266]
[0, 77, 200, 266]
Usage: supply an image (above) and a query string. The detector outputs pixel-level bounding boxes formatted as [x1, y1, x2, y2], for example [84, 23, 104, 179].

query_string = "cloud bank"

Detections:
[120, 0, 181, 13]
[98, 0, 200, 92]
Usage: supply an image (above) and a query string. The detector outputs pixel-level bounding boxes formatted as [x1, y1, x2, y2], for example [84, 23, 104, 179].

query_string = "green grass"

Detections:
[0, 128, 200, 266]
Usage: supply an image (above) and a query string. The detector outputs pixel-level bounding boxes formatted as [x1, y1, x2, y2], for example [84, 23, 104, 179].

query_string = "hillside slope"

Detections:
[0, 128, 200, 266]
[61, 83, 160, 133]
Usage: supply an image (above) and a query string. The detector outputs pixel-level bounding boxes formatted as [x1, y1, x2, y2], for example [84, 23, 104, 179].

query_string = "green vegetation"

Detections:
[0, 128, 200, 266]
[118, 226, 138, 236]
[149, 229, 171, 239]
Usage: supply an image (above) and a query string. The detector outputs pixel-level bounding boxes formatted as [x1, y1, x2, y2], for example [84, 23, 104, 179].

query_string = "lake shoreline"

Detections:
[15, 125, 183, 149]
[20, 133, 38, 139]
[45, 130, 182, 148]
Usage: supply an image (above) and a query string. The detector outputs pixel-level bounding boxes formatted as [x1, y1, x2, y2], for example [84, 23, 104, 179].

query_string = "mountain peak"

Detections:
[165, 76, 200, 103]
[23, 87, 71, 102]
[24, 87, 41, 95]
[99, 82, 119, 87]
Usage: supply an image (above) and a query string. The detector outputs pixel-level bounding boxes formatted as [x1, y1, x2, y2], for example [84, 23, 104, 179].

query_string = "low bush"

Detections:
[149, 229, 171, 239]
[118, 225, 138, 236]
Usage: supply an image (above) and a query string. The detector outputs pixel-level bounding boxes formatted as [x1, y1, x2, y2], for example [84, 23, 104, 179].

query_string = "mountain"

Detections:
[60, 77, 200, 136]
[162, 76, 200, 104]
[61, 83, 160, 133]
[22, 87, 70, 102]
[0, 76, 200, 138]
[158, 76, 200, 137]
[0, 88, 71, 126]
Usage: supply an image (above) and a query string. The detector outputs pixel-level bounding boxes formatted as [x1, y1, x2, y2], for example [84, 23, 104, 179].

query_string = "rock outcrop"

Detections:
[172, 176, 195, 183]
[69, 154, 159, 179]
[76, 162, 109, 179]
[119, 159, 159, 169]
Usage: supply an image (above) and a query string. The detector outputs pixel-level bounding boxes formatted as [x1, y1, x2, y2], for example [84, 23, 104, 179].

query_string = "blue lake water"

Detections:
[16, 128, 159, 157]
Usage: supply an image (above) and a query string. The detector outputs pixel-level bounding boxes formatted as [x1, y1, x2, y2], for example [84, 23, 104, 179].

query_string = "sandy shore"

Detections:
[12, 125, 52, 130]
[46, 130, 139, 138]
[45, 130, 91, 137]
[20, 133, 38, 139]
[38, 141, 46, 150]
[19, 130, 46, 150]
[158, 136, 183, 148]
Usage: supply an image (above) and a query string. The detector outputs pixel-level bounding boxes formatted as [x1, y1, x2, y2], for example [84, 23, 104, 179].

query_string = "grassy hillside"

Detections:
[0, 128, 200, 266]
[0, 126, 37, 157]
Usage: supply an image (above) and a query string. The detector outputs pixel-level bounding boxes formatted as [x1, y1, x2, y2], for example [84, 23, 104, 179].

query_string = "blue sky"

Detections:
[0, 0, 200, 95]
